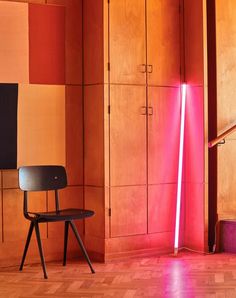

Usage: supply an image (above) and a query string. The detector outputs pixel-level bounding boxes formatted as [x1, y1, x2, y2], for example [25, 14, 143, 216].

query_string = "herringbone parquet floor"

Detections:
[1, 251, 236, 297]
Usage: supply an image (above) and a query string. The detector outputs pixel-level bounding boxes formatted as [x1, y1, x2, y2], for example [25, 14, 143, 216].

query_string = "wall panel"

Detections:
[29, 3, 65, 84]
[3, 189, 47, 242]
[84, 85, 104, 187]
[66, 86, 83, 186]
[17, 84, 65, 167]
[0, 1, 28, 83]
[148, 184, 176, 234]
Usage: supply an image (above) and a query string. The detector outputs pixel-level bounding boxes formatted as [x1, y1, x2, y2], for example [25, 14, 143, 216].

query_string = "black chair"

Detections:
[18, 165, 95, 279]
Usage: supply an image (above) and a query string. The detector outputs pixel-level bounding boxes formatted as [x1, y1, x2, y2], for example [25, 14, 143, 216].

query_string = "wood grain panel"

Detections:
[66, 86, 83, 186]
[184, 183, 205, 251]
[48, 186, 84, 239]
[110, 85, 146, 186]
[147, 0, 180, 86]
[148, 87, 180, 184]
[184, 0, 204, 85]
[3, 189, 47, 242]
[215, 0, 236, 231]
[2, 170, 18, 189]
[48, 0, 82, 84]
[110, 186, 147, 237]
[184, 86, 204, 183]
[0, 1, 28, 83]
[84, 85, 104, 186]
[83, 0, 104, 84]
[109, 0, 146, 84]
[148, 184, 176, 234]
[84, 186, 105, 239]
[29, 3, 65, 84]
[17, 84, 65, 167]
[216, 0, 236, 131]
[217, 142, 236, 218]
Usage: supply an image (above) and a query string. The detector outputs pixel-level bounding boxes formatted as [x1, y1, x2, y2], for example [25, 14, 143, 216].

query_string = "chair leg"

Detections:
[19, 221, 34, 271]
[34, 222, 48, 279]
[69, 221, 95, 273]
[63, 221, 69, 266]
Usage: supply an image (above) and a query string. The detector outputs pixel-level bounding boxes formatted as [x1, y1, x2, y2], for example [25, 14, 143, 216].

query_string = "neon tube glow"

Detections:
[174, 83, 187, 255]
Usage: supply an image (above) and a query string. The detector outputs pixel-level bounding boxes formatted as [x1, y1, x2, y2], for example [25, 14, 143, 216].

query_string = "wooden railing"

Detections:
[208, 124, 236, 148]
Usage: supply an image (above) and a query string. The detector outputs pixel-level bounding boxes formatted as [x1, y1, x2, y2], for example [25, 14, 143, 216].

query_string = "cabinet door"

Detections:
[109, 0, 146, 85]
[110, 85, 146, 186]
[147, 0, 180, 86]
[148, 87, 180, 184]
[111, 185, 147, 237]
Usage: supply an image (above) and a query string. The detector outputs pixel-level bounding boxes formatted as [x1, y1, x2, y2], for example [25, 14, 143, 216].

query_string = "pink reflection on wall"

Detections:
[183, 86, 205, 251]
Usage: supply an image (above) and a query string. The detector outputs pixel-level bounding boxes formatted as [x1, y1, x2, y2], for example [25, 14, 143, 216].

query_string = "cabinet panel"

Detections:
[111, 186, 147, 237]
[110, 85, 146, 186]
[147, 0, 180, 86]
[110, 0, 146, 85]
[148, 87, 180, 184]
[148, 184, 176, 233]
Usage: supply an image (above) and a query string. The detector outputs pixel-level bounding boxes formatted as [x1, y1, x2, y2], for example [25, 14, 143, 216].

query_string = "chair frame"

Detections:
[18, 165, 95, 279]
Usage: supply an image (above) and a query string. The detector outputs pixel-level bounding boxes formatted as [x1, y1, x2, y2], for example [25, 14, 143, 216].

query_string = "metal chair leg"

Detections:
[69, 220, 95, 274]
[63, 221, 69, 266]
[34, 222, 48, 279]
[19, 221, 34, 271]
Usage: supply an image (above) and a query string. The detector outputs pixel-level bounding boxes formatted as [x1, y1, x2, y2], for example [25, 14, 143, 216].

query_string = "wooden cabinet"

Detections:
[109, 0, 180, 86]
[83, 0, 182, 259]
[110, 85, 147, 186]
[110, 0, 146, 85]
[147, 0, 180, 86]
[148, 87, 180, 184]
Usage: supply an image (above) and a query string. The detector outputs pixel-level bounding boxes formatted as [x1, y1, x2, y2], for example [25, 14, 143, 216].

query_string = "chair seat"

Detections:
[28, 208, 94, 222]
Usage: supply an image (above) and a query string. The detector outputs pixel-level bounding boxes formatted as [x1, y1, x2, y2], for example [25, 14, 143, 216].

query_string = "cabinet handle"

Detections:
[148, 107, 153, 116]
[147, 64, 153, 73]
[140, 106, 147, 115]
[138, 64, 147, 73]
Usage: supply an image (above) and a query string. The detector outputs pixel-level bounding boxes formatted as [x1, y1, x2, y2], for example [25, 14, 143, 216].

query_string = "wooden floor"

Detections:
[1, 251, 236, 297]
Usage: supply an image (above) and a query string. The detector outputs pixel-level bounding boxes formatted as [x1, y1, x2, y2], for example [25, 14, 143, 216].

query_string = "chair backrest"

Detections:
[19, 165, 67, 191]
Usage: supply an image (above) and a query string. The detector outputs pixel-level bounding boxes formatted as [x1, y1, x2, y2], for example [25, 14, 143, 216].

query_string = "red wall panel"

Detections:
[29, 4, 65, 84]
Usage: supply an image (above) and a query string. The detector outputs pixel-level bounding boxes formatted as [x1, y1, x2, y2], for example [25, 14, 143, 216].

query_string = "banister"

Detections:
[208, 124, 236, 148]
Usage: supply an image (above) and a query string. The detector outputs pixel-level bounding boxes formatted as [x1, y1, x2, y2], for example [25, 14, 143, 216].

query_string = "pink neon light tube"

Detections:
[174, 83, 187, 255]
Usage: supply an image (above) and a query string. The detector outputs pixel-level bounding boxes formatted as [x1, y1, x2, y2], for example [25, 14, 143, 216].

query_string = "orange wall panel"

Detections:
[66, 86, 83, 186]
[0, 1, 28, 83]
[17, 84, 65, 167]
[84, 85, 104, 187]
[83, 0, 104, 84]
[2, 170, 18, 189]
[65, 0, 82, 84]
[84, 186, 105, 239]
[3, 189, 47, 242]
[184, 0, 204, 85]
[29, 3, 65, 84]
